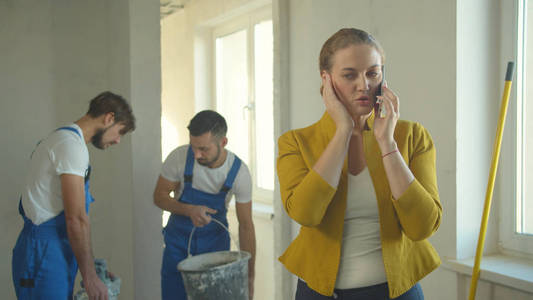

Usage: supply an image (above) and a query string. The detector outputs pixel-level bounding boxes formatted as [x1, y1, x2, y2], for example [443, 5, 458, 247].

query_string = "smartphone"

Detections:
[374, 66, 386, 118]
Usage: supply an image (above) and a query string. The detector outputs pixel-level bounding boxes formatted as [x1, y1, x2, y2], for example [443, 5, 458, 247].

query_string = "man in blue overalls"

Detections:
[11, 91, 136, 300]
[154, 110, 256, 300]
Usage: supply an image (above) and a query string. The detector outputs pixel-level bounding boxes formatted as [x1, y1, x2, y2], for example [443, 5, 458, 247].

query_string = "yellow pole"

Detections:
[468, 62, 515, 300]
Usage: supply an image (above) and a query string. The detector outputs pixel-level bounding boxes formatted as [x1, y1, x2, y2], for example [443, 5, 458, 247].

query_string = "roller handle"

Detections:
[505, 61, 515, 81]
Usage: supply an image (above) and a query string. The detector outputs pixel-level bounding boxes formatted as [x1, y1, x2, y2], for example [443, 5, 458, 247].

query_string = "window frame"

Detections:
[211, 5, 274, 205]
[499, 0, 533, 256]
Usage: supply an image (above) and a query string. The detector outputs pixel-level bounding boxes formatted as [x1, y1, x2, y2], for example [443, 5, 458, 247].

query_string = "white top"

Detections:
[21, 124, 90, 225]
[335, 167, 387, 289]
[161, 145, 252, 206]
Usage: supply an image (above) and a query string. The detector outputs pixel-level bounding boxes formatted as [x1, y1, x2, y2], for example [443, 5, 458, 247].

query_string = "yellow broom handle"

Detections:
[468, 62, 515, 300]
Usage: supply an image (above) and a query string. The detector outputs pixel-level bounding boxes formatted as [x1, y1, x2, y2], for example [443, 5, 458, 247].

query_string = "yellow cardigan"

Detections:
[277, 112, 442, 298]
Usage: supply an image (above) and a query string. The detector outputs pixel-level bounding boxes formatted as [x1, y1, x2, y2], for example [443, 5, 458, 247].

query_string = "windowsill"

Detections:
[228, 199, 274, 220]
[444, 255, 533, 293]
[252, 201, 274, 219]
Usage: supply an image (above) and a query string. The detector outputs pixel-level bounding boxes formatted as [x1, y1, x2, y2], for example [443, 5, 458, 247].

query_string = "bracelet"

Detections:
[381, 149, 398, 158]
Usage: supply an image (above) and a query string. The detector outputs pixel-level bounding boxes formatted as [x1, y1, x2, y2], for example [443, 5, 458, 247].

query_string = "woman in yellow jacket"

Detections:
[277, 28, 442, 300]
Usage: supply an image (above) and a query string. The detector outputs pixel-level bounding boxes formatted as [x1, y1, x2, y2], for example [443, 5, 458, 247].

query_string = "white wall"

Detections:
[161, 9, 193, 152]
[1, 1, 162, 299]
[272, 1, 293, 298]
[456, 0, 501, 261]
[128, 1, 163, 298]
[276, 0, 533, 299]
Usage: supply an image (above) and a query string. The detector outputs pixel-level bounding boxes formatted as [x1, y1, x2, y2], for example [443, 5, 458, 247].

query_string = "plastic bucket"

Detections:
[177, 219, 251, 300]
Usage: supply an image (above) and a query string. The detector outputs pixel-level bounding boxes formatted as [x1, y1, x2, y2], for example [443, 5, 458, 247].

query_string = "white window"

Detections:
[161, 117, 180, 227]
[213, 7, 274, 204]
[500, 0, 533, 255]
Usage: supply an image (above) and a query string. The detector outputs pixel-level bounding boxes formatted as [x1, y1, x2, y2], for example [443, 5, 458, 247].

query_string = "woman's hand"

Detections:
[322, 73, 353, 132]
[373, 81, 399, 152]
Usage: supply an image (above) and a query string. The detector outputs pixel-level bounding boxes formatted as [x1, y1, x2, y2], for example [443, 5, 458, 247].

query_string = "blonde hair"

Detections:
[319, 28, 385, 94]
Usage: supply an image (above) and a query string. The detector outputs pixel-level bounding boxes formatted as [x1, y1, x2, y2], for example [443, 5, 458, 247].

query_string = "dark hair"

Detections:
[87, 91, 136, 134]
[187, 110, 227, 138]
[319, 28, 385, 94]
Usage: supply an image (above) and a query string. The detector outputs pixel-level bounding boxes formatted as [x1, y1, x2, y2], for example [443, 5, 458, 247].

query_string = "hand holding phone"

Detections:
[374, 67, 386, 118]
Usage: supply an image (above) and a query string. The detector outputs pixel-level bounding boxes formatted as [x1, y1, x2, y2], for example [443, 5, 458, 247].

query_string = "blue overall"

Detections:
[161, 146, 242, 300]
[12, 127, 94, 300]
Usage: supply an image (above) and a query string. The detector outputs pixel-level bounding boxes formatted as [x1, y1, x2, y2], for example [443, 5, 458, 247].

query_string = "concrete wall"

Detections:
[1, 3, 57, 298]
[0, 1, 161, 299]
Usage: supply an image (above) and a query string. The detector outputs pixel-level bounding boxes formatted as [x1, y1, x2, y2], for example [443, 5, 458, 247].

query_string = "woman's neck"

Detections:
[351, 113, 371, 135]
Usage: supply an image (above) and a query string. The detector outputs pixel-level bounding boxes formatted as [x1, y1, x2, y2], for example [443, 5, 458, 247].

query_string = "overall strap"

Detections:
[85, 165, 92, 183]
[29, 126, 80, 159]
[57, 126, 93, 210]
[220, 155, 242, 193]
[18, 198, 26, 218]
[57, 127, 91, 183]
[21, 126, 90, 223]
[183, 146, 195, 187]
[56, 126, 81, 138]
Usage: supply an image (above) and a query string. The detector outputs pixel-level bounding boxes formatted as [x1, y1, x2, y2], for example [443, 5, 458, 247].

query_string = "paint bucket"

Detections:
[177, 219, 251, 300]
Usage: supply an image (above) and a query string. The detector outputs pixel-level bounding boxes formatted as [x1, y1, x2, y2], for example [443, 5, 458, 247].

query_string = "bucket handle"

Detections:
[186, 218, 240, 257]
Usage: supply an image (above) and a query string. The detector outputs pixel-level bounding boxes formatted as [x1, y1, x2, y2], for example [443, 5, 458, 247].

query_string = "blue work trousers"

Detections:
[12, 221, 78, 299]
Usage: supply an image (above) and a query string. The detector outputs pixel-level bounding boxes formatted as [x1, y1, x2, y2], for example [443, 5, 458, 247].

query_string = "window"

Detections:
[213, 7, 274, 204]
[517, 0, 533, 236]
[500, 0, 533, 255]
[161, 117, 180, 227]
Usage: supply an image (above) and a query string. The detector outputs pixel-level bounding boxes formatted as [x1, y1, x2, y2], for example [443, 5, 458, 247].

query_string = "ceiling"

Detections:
[160, 0, 191, 19]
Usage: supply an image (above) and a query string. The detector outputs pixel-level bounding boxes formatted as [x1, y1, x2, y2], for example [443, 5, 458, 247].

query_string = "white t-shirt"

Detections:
[21, 124, 90, 225]
[161, 145, 252, 206]
[335, 167, 387, 289]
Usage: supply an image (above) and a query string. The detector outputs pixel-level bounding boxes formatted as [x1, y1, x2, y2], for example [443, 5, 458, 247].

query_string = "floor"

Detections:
[227, 205, 275, 300]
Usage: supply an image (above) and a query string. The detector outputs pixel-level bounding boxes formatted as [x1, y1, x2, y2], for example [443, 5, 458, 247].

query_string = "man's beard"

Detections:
[91, 127, 108, 150]
[197, 144, 221, 167]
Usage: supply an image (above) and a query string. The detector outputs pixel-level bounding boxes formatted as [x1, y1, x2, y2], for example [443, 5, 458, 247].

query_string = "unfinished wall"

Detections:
[0, 2, 57, 297]
[0, 1, 162, 299]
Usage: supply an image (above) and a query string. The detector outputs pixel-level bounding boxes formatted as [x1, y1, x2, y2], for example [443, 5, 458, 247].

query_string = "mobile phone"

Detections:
[374, 66, 386, 118]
